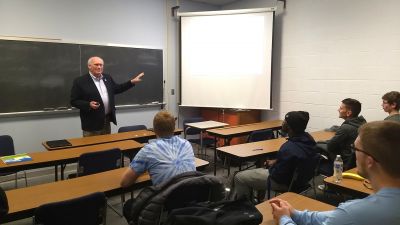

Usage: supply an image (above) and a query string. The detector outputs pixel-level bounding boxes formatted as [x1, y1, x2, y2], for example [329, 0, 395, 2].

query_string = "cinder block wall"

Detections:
[225, 0, 400, 131]
[277, 0, 400, 131]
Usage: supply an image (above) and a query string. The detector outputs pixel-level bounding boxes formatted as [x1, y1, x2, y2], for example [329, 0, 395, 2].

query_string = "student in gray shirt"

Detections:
[382, 91, 400, 122]
[269, 121, 400, 225]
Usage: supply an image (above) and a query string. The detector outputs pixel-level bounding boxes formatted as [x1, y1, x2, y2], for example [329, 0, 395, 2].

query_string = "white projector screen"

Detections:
[179, 8, 274, 110]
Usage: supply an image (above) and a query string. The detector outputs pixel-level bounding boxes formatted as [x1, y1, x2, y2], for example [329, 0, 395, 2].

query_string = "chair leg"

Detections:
[107, 202, 123, 217]
[23, 171, 28, 187]
[14, 172, 18, 188]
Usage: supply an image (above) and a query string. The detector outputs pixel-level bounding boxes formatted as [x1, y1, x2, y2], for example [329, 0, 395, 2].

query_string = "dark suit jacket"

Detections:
[70, 73, 134, 131]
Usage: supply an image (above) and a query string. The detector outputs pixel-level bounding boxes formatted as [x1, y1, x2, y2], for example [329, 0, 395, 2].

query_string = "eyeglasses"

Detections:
[350, 144, 379, 162]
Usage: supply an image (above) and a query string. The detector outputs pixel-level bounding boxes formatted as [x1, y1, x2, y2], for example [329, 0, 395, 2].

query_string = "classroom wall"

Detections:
[0, 0, 166, 152]
[224, 0, 400, 131]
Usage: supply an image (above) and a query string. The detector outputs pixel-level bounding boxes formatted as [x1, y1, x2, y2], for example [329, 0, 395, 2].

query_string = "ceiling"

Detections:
[189, 0, 239, 6]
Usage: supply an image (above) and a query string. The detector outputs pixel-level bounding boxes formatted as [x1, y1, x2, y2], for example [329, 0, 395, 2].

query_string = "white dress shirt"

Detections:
[89, 73, 110, 115]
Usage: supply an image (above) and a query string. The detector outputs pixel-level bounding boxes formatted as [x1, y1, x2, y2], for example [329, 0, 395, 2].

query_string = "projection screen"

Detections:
[179, 8, 275, 110]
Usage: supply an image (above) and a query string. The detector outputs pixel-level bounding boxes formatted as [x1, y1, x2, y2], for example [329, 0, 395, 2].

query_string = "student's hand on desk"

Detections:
[131, 72, 145, 84]
[269, 198, 294, 221]
[90, 101, 100, 110]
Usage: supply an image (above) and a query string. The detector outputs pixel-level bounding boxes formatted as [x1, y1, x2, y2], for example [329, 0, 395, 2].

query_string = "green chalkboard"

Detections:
[0, 39, 163, 115]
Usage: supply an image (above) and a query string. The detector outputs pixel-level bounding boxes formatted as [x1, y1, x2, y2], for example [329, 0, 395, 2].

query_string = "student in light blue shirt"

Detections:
[120, 110, 195, 187]
[269, 121, 400, 225]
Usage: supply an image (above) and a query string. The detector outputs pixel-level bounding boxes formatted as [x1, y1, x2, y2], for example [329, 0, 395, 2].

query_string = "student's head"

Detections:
[381, 91, 400, 113]
[282, 111, 309, 135]
[354, 121, 400, 179]
[338, 98, 361, 119]
[88, 56, 104, 77]
[153, 111, 175, 138]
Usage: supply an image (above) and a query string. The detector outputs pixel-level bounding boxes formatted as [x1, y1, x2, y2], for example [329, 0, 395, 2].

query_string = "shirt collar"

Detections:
[89, 72, 103, 81]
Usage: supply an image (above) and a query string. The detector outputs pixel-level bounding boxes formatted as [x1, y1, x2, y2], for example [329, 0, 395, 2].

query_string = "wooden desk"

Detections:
[2, 158, 209, 223]
[256, 192, 334, 225]
[207, 120, 283, 175]
[43, 128, 183, 151]
[324, 168, 372, 197]
[207, 120, 283, 142]
[1, 140, 143, 180]
[185, 120, 228, 156]
[217, 131, 335, 175]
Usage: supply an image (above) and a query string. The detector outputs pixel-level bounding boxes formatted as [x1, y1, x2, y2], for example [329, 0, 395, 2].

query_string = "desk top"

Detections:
[218, 131, 335, 159]
[185, 120, 228, 130]
[43, 128, 183, 150]
[3, 158, 209, 223]
[1, 140, 143, 173]
[256, 192, 334, 225]
[324, 168, 373, 196]
[207, 120, 283, 138]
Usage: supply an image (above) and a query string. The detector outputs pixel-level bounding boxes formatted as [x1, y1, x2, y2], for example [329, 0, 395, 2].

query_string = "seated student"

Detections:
[230, 111, 317, 201]
[382, 91, 400, 122]
[317, 98, 366, 173]
[270, 121, 400, 225]
[120, 111, 196, 221]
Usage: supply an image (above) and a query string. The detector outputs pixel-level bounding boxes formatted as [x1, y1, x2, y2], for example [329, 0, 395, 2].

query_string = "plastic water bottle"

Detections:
[334, 155, 343, 183]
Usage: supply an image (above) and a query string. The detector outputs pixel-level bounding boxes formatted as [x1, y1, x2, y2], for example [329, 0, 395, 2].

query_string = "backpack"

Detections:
[165, 198, 263, 225]
[127, 171, 226, 225]
[0, 186, 9, 217]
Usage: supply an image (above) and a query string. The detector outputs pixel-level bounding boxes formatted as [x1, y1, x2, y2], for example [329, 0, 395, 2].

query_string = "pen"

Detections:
[252, 148, 263, 151]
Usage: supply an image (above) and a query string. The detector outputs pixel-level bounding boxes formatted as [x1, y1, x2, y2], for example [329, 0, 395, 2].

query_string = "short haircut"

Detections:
[87, 56, 103, 66]
[342, 98, 362, 117]
[359, 121, 400, 178]
[153, 111, 175, 138]
[382, 91, 400, 110]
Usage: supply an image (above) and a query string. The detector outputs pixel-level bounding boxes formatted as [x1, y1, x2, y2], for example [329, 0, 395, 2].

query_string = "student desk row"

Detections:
[216, 131, 335, 175]
[256, 192, 335, 225]
[2, 158, 209, 224]
[1, 140, 143, 181]
[42, 128, 183, 151]
[206, 120, 284, 175]
[324, 168, 373, 197]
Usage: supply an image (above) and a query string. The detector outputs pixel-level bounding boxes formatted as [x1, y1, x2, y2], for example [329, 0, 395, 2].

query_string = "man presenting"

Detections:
[270, 121, 400, 225]
[71, 56, 144, 137]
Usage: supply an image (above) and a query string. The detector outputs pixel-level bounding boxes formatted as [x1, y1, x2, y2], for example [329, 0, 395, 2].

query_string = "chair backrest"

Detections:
[118, 125, 147, 133]
[77, 148, 121, 177]
[288, 154, 320, 192]
[33, 192, 107, 225]
[183, 117, 204, 136]
[129, 171, 225, 225]
[0, 135, 15, 157]
[247, 129, 275, 142]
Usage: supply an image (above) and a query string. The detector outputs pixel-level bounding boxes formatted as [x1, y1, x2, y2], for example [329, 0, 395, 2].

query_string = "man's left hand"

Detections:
[131, 72, 144, 84]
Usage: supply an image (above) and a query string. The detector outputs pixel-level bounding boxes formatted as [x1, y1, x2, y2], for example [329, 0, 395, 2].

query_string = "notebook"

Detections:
[1, 153, 32, 164]
[46, 139, 72, 148]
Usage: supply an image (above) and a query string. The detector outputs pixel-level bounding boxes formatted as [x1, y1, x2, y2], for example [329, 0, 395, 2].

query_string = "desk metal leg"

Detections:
[61, 164, 65, 180]
[54, 165, 58, 181]
[214, 136, 217, 176]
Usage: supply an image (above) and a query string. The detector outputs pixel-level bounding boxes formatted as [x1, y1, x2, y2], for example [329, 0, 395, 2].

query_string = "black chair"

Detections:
[75, 148, 122, 177]
[118, 125, 147, 133]
[247, 129, 275, 142]
[0, 135, 28, 188]
[118, 125, 147, 162]
[267, 154, 320, 200]
[68, 148, 123, 216]
[33, 192, 107, 225]
[183, 117, 214, 157]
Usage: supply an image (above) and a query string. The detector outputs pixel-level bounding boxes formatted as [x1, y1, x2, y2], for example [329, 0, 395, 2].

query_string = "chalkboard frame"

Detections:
[0, 38, 164, 117]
